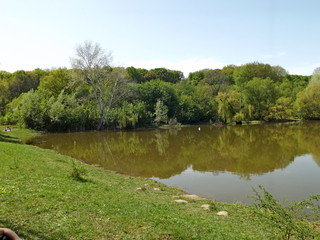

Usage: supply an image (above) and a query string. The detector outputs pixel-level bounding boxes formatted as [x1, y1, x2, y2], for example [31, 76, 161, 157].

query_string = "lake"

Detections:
[28, 121, 320, 204]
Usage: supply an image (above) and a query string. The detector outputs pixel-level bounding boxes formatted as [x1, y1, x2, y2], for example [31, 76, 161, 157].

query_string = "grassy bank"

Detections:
[0, 128, 318, 239]
[0, 125, 39, 143]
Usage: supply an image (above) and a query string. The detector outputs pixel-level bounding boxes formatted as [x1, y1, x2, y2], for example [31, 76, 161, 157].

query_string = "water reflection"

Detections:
[28, 121, 320, 203]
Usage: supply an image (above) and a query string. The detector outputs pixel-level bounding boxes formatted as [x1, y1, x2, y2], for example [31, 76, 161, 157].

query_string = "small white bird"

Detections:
[198, 127, 201, 131]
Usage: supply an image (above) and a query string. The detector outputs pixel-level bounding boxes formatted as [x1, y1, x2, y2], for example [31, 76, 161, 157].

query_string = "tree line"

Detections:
[0, 41, 319, 132]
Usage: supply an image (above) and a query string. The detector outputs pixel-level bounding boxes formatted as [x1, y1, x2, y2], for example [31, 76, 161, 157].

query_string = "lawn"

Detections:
[0, 125, 39, 143]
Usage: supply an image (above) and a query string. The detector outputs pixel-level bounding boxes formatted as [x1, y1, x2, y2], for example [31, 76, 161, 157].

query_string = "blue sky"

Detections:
[1, 0, 320, 77]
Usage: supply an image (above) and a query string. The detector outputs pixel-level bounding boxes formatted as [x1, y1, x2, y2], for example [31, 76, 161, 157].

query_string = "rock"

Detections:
[216, 211, 228, 216]
[174, 199, 188, 203]
[182, 194, 205, 201]
[154, 188, 161, 191]
[201, 204, 210, 210]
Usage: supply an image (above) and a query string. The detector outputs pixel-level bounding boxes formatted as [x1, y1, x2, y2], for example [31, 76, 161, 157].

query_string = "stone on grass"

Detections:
[174, 199, 188, 203]
[182, 194, 205, 201]
[201, 204, 210, 210]
[216, 211, 228, 216]
[154, 188, 161, 191]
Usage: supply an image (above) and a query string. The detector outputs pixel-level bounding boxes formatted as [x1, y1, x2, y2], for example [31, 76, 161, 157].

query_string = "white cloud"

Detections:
[288, 63, 320, 76]
[262, 54, 273, 59]
[262, 51, 286, 60]
[122, 57, 226, 78]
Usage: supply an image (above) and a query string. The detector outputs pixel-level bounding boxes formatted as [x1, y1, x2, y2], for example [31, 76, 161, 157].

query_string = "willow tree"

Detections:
[216, 90, 241, 123]
[71, 41, 129, 130]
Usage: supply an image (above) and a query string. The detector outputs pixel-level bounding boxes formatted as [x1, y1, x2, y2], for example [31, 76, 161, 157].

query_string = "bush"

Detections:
[107, 101, 150, 129]
[71, 160, 87, 182]
[252, 185, 320, 240]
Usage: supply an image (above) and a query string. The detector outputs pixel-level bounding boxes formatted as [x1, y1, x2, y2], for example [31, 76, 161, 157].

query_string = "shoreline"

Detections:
[1, 126, 319, 239]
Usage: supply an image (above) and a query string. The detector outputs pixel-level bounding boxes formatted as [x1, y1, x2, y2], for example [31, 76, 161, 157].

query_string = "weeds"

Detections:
[210, 202, 219, 211]
[252, 185, 320, 240]
[71, 160, 87, 182]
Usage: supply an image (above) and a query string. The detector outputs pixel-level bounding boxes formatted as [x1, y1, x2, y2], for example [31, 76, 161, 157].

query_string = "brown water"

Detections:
[28, 121, 320, 204]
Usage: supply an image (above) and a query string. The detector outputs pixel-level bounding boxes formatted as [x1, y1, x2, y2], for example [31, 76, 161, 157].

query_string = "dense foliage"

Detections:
[0, 55, 317, 132]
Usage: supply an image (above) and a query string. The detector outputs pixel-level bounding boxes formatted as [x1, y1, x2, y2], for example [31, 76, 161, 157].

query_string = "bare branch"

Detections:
[70, 41, 128, 130]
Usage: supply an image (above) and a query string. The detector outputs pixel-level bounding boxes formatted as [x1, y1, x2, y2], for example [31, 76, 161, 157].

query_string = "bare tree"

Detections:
[71, 41, 129, 130]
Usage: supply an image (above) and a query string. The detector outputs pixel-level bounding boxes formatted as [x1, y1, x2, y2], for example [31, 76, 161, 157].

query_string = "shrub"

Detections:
[252, 185, 320, 240]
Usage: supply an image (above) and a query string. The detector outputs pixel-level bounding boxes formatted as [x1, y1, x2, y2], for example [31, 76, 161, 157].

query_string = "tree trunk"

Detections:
[97, 109, 105, 131]
[97, 119, 104, 131]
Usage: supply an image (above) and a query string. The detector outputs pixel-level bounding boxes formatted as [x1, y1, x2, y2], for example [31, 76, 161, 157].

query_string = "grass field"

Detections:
[0, 125, 39, 143]
[0, 127, 318, 239]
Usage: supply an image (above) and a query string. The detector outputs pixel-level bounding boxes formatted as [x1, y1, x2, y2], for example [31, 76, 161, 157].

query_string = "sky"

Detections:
[1, 0, 320, 77]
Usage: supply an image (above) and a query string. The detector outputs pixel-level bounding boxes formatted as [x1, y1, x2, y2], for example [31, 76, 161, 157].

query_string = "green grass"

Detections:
[0, 128, 316, 239]
[0, 125, 39, 143]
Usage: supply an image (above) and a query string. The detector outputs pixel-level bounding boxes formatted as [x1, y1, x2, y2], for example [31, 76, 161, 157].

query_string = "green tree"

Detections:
[243, 77, 278, 119]
[151, 68, 184, 83]
[138, 79, 178, 120]
[192, 84, 218, 122]
[126, 67, 148, 83]
[48, 91, 86, 131]
[177, 93, 198, 123]
[0, 75, 10, 115]
[2, 92, 26, 125]
[221, 64, 237, 83]
[8, 69, 46, 99]
[310, 68, 320, 84]
[108, 101, 149, 129]
[18, 90, 50, 130]
[187, 70, 205, 85]
[38, 68, 72, 96]
[1, 69, 47, 116]
[266, 97, 294, 121]
[271, 65, 288, 82]
[233, 62, 286, 89]
[176, 83, 218, 123]
[176, 84, 199, 123]
[277, 75, 309, 100]
[143, 71, 159, 81]
[200, 69, 232, 95]
[187, 68, 232, 96]
[154, 99, 168, 126]
[216, 90, 241, 123]
[296, 82, 320, 119]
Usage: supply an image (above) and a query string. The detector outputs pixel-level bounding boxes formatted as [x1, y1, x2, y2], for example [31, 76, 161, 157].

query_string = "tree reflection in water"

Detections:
[29, 121, 320, 179]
